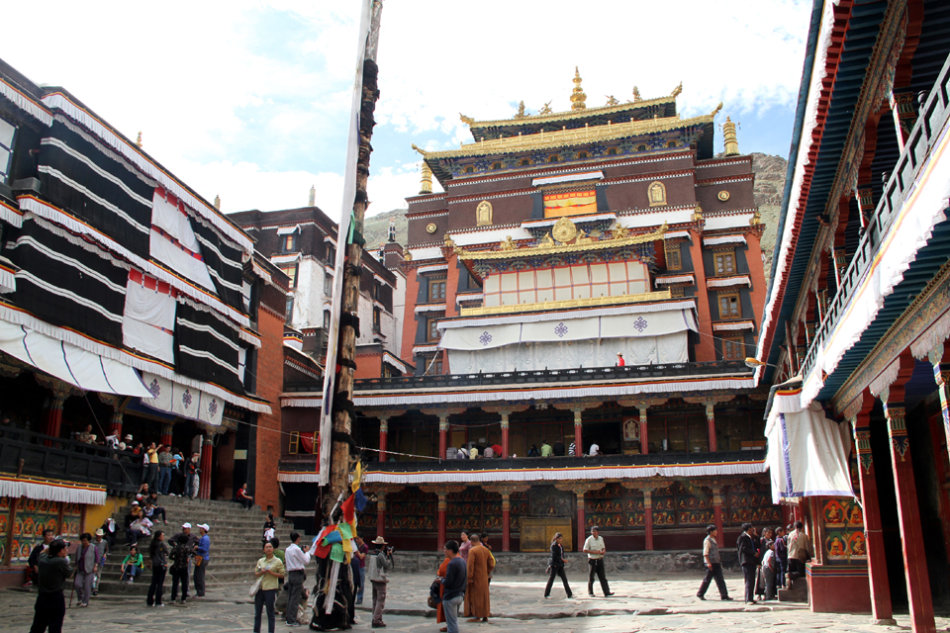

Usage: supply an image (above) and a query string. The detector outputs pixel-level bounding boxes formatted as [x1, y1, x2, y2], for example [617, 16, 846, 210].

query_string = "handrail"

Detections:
[801, 52, 950, 379]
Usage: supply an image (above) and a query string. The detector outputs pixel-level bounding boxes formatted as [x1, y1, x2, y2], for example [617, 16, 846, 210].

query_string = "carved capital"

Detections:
[554, 481, 605, 497]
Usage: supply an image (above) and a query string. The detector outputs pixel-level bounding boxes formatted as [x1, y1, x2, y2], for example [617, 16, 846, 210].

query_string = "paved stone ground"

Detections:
[4, 570, 949, 633]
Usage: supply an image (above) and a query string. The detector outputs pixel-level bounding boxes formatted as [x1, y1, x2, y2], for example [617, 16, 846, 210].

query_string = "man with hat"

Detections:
[92, 528, 109, 597]
[193, 523, 210, 597]
[366, 536, 393, 628]
[583, 526, 613, 597]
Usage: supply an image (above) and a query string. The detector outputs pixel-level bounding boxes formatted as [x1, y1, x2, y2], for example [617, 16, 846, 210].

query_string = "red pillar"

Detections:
[639, 408, 649, 455]
[882, 367, 936, 633]
[43, 391, 67, 440]
[379, 418, 388, 462]
[643, 489, 654, 551]
[438, 415, 448, 460]
[712, 487, 724, 547]
[110, 407, 123, 437]
[573, 408, 583, 456]
[160, 422, 173, 447]
[500, 413, 509, 458]
[199, 434, 213, 500]
[705, 403, 718, 452]
[377, 493, 386, 540]
[501, 493, 510, 552]
[851, 392, 894, 623]
[437, 493, 446, 550]
[576, 494, 586, 552]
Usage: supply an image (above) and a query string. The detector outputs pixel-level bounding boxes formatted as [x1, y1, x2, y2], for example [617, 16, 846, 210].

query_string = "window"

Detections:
[722, 336, 744, 360]
[713, 250, 736, 276]
[323, 310, 331, 329]
[288, 431, 300, 454]
[670, 286, 685, 297]
[717, 292, 741, 319]
[429, 279, 447, 302]
[648, 181, 666, 206]
[607, 147, 619, 156]
[519, 158, 531, 166]
[664, 241, 682, 271]
[547, 154, 560, 163]
[285, 296, 295, 323]
[281, 233, 297, 253]
[427, 316, 441, 341]
[324, 274, 333, 297]
[637, 144, 647, 152]
[325, 244, 336, 265]
[373, 306, 381, 333]
[279, 264, 298, 288]
[423, 352, 444, 375]
[491, 162, 502, 170]
[0, 117, 14, 184]
[576, 151, 589, 159]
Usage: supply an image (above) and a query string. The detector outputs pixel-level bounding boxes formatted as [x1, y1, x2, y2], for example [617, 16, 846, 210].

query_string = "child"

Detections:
[121, 545, 144, 583]
[761, 541, 777, 600]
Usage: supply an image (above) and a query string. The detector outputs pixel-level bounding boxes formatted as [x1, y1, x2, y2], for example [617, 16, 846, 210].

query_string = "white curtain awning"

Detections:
[765, 386, 854, 503]
[139, 372, 225, 426]
[0, 320, 153, 398]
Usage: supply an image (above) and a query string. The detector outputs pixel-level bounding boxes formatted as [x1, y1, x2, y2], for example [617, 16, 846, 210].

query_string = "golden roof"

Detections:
[462, 94, 676, 131]
[419, 110, 718, 160]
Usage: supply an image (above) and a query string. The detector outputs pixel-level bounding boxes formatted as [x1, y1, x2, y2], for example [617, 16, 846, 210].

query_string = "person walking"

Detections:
[367, 536, 394, 629]
[543, 532, 573, 599]
[146, 530, 169, 607]
[458, 530, 472, 561]
[193, 523, 210, 597]
[737, 522, 758, 604]
[353, 536, 368, 604]
[583, 526, 613, 597]
[284, 532, 311, 627]
[92, 529, 109, 597]
[441, 540, 466, 633]
[696, 525, 731, 601]
[774, 525, 788, 589]
[252, 541, 285, 633]
[29, 539, 71, 633]
[184, 453, 200, 499]
[435, 543, 453, 632]
[72, 532, 97, 608]
[169, 533, 191, 604]
[158, 446, 172, 495]
[464, 533, 494, 622]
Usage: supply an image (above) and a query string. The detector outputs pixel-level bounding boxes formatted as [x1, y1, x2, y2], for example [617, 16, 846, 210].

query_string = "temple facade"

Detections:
[757, 0, 950, 627]
[281, 74, 780, 551]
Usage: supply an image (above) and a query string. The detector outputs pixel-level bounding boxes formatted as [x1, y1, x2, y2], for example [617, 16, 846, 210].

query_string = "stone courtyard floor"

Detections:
[4, 571, 948, 633]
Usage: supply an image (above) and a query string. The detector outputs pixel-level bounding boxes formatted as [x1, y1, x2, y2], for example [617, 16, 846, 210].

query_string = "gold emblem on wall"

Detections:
[426, 222, 438, 234]
[476, 200, 493, 226]
[551, 216, 578, 244]
[717, 190, 730, 202]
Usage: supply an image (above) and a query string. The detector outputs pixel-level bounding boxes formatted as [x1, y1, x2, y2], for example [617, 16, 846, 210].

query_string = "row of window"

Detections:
[663, 243, 738, 276]
[459, 143, 682, 174]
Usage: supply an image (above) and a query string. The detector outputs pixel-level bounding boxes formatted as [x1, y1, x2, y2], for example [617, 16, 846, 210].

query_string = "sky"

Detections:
[1, 1, 812, 222]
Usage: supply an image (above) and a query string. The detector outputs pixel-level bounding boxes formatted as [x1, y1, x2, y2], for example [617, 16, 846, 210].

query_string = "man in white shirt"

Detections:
[284, 532, 312, 626]
[582, 526, 613, 597]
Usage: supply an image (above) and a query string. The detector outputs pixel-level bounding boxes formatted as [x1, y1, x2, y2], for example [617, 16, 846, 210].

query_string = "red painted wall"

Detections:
[254, 303, 285, 513]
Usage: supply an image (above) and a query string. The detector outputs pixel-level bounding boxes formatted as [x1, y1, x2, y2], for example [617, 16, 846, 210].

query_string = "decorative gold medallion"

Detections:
[476, 200, 493, 226]
[717, 190, 730, 201]
[552, 216, 578, 244]
[425, 222, 438, 234]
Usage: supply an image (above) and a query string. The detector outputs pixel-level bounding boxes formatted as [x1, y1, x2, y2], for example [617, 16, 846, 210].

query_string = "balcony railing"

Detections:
[802, 52, 950, 379]
[0, 428, 144, 495]
[368, 448, 765, 470]
[347, 360, 751, 392]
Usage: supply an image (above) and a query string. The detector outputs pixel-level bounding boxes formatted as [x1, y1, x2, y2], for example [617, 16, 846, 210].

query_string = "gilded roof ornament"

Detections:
[460, 113, 475, 126]
[551, 216, 579, 244]
[671, 82, 683, 98]
[444, 235, 455, 248]
[514, 101, 527, 119]
[539, 233, 557, 248]
[692, 204, 704, 222]
[632, 86, 642, 102]
[610, 223, 630, 239]
[570, 67, 587, 111]
[499, 235, 517, 250]
[605, 95, 620, 106]
[456, 223, 668, 262]
[411, 143, 427, 156]
[712, 102, 723, 117]
[136, 131, 143, 148]
[539, 101, 553, 115]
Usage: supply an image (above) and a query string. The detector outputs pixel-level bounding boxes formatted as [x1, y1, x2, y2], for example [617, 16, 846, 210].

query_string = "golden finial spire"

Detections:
[570, 67, 587, 111]
[514, 101, 527, 118]
[308, 185, 316, 206]
[213, 195, 221, 210]
[605, 95, 619, 106]
[671, 82, 683, 98]
[459, 113, 475, 126]
[136, 131, 143, 148]
[632, 86, 641, 102]
[419, 161, 433, 194]
[723, 117, 739, 155]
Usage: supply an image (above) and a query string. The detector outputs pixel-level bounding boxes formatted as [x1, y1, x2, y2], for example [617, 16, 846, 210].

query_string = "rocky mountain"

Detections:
[363, 152, 787, 281]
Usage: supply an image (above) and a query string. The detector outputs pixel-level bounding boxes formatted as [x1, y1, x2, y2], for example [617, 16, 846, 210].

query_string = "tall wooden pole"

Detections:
[323, 0, 384, 519]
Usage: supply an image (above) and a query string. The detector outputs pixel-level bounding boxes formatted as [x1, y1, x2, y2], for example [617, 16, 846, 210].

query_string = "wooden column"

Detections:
[850, 392, 894, 624]
[437, 492, 447, 550]
[111, 408, 124, 437]
[705, 403, 717, 452]
[378, 417, 389, 462]
[500, 412, 509, 458]
[572, 407, 583, 456]
[643, 488, 654, 551]
[555, 482, 605, 551]
[43, 385, 69, 441]
[438, 414, 449, 460]
[501, 492, 511, 552]
[639, 406, 649, 454]
[712, 485, 724, 547]
[199, 433, 213, 500]
[879, 359, 936, 633]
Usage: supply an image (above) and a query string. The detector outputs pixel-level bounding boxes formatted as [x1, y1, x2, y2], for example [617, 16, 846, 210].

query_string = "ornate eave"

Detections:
[422, 112, 717, 163]
[462, 95, 678, 136]
[455, 222, 668, 262]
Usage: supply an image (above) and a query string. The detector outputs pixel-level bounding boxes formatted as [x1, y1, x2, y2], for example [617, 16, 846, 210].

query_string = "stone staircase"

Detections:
[97, 496, 294, 596]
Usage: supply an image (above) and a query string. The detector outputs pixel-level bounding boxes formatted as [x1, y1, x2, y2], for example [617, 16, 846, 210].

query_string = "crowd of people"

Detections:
[446, 439, 603, 460]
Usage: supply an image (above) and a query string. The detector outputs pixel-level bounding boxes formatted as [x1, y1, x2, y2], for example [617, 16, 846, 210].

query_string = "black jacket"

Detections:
[549, 542, 565, 568]
[737, 532, 757, 567]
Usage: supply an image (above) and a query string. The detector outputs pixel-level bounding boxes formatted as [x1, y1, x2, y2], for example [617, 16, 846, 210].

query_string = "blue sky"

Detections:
[2, 1, 811, 221]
